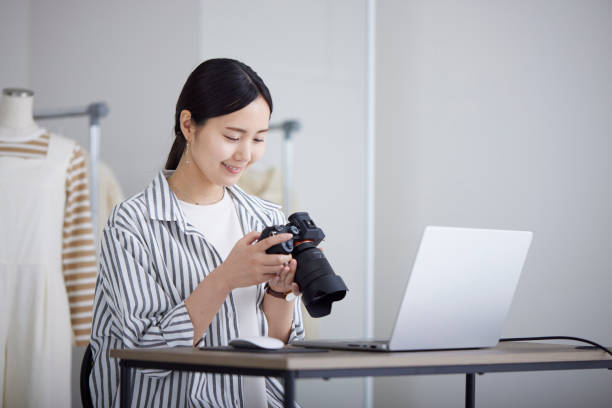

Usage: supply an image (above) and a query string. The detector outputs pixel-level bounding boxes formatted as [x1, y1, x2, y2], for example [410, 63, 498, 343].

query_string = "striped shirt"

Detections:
[0, 133, 97, 346]
[90, 170, 305, 408]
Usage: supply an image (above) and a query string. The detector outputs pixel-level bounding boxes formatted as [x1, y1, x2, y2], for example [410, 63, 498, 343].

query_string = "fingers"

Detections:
[261, 253, 292, 266]
[272, 259, 296, 288]
[283, 259, 296, 287]
[257, 232, 293, 251]
[243, 231, 261, 245]
[287, 260, 300, 296]
[266, 259, 294, 283]
[265, 259, 301, 300]
[260, 264, 288, 275]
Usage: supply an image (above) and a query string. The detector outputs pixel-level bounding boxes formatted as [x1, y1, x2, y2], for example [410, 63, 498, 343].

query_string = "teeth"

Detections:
[224, 163, 240, 171]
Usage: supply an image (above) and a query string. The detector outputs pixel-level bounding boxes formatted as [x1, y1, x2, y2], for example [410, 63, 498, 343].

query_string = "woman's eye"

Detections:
[254, 138, 265, 143]
[224, 135, 239, 142]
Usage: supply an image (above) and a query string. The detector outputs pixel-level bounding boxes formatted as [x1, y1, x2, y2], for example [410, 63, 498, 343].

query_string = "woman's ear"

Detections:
[179, 110, 194, 142]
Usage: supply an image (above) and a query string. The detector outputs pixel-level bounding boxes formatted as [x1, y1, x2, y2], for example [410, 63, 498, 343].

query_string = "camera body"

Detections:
[260, 212, 347, 318]
[261, 212, 325, 254]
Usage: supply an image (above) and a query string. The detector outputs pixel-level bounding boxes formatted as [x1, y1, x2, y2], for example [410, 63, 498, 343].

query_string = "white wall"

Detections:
[1, 1, 368, 407]
[5, 1, 609, 407]
[200, 1, 367, 406]
[29, 0, 201, 198]
[0, 0, 31, 87]
[376, 1, 612, 407]
[15, 2, 200, 407]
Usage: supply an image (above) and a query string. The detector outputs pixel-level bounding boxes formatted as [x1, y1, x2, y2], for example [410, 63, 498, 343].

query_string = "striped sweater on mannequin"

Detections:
[0, 132, 97, 345]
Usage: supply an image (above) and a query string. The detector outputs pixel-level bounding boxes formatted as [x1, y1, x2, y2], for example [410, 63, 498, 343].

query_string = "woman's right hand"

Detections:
[217, 231, 294, 291]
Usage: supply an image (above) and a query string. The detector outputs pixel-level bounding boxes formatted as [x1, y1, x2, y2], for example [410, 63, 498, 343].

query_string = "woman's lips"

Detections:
[222, 162, 243, 175]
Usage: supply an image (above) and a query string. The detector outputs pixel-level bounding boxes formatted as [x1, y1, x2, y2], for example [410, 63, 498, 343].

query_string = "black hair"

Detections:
[165, 58, 273, 170]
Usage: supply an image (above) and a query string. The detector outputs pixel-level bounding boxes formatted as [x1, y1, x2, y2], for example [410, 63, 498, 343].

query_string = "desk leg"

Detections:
[465, 373, 475, 408]
[120, 362, 131, 408]
[283, 371, 295, 408]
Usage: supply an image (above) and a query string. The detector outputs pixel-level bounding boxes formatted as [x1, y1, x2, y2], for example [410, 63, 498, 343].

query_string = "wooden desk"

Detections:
[111, 342, 612, 408]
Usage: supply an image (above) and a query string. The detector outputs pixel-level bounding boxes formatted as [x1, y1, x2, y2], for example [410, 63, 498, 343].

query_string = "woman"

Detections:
[89, 58, 305, 408]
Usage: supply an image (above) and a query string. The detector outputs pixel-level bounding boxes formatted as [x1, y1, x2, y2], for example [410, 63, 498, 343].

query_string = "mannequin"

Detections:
[0, 87, 97, 407]
[0, 87, 98, 344]
[0, 88, 46, 141]
[0, 89, 97, 346]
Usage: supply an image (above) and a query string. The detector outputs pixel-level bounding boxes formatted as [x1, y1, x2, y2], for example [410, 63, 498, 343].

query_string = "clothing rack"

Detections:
[34, 102, 110, 243]
[33, 106, 295, 241]
[269, 119, 300, 215]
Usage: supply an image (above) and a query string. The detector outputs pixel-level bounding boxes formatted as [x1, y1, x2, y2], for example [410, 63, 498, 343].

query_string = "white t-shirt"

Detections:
[178, 190, 267, 408]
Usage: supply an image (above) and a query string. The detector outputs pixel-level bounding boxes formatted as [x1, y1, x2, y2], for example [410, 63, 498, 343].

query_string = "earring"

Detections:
[185, 142, 190, 165]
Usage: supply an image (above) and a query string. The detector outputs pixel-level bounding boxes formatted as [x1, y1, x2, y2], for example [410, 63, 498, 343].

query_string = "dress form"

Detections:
[0, 88, 46, 142]
[0, 87, 75, 407]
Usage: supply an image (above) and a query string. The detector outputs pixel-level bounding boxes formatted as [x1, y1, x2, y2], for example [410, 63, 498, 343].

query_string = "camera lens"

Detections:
[292, 242, 347, 317]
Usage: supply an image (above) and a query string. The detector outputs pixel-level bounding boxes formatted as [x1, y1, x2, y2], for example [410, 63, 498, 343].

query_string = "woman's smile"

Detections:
[222, 161, 244, 175]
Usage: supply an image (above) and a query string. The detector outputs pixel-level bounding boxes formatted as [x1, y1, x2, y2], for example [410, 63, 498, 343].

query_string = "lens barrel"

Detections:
[293, 242, 347, 317]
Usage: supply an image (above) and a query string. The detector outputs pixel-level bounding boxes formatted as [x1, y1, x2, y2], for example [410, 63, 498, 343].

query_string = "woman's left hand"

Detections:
[268, 258, 300, 296]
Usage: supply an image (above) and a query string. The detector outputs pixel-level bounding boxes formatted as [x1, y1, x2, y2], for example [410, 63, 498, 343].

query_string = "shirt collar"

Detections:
[144, 170, 278, 230]
[144, 170, 185, 227]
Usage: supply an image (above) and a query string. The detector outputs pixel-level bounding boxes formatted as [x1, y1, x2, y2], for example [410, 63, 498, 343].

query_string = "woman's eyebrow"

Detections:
[225, 126, 269, 134]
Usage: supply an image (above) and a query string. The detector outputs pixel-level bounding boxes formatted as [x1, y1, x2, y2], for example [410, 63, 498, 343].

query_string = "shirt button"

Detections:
[228, 310, 233, 318]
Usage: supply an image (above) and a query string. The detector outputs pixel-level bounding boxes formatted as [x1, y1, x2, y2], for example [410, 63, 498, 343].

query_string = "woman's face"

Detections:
[188, 95, 270, 187]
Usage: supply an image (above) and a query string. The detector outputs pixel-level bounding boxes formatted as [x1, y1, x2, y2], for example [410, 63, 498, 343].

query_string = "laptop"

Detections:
[291, 226, 533, 352]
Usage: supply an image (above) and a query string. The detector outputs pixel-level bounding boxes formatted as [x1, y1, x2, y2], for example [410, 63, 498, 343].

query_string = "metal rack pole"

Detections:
[364, 1, 377, 406]
[269, 119, 301, 216]
[34, 102, 109, 243]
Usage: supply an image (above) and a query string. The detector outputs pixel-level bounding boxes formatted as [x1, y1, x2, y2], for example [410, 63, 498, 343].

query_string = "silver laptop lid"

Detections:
[388, 226, 532, 351]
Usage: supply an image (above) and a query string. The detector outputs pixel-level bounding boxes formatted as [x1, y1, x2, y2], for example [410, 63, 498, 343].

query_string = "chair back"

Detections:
[80, 343, 94, 408]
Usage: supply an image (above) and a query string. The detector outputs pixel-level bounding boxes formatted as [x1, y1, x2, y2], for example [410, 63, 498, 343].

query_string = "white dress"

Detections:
[0, 134, 74, 407]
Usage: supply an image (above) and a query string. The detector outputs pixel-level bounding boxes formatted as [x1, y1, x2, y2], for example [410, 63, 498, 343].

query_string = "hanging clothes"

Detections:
[237, 166, 284, 205]
[83, 153, 125, 245]
[0, 133, 97, 407]
[0, 132, 97, 345]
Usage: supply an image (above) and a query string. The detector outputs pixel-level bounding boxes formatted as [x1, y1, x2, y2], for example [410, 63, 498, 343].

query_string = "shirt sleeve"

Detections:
[62, 145, 97, 346]
[98, 225, 195, 349]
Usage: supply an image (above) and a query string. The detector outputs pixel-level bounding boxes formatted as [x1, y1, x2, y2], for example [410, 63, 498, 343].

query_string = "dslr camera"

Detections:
[260, 212, 348, 317]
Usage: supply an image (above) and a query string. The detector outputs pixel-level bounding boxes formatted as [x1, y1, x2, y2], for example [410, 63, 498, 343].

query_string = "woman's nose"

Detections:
[234, 140, 251, 162]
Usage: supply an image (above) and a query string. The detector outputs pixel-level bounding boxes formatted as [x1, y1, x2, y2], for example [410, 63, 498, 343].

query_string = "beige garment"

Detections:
[237, 166, 283, 205]
[83, 155, 125, 245]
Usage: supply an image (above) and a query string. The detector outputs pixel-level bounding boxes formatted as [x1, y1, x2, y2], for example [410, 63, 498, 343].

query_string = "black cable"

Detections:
[499, 336, 612, 358]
